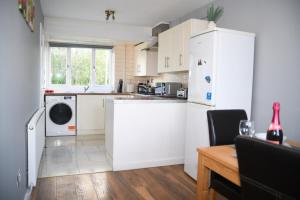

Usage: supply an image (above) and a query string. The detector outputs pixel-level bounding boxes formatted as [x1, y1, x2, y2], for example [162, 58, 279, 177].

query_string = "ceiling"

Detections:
[40, 0, 210, 27]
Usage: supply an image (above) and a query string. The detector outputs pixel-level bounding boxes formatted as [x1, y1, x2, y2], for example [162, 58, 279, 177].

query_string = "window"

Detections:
[71, 48, 92, 86]
[95, 49, 110, 85]
[50, 47, 67, 84]
[49, 44, 113, 87]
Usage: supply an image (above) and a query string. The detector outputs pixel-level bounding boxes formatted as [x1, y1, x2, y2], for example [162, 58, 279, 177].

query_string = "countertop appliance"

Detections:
[46, 95, 76, 136]
[165, 82, 182, 97]
[177, 88, 188, 99]
[137, 83, 148, 94]
[154, 82, 165, 95]
[137, 83, 154, 95]
[126, 83, 135, 93]
[155, 82, 182, 97]
[184, 28, 255, 180]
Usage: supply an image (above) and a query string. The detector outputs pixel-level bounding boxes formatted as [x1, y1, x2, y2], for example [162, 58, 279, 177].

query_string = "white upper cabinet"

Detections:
[158, 19, 208, 73]
[158, 28, 173, 73]
[134, 43, 158, 76]
[171, 24, 185, 71]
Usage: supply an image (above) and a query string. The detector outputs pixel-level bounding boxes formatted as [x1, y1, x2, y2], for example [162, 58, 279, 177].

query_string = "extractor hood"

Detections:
[141, 37, 158, 51]
[139, 22, 169, 51]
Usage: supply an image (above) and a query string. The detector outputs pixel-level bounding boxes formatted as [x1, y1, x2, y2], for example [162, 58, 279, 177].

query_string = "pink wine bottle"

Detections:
[266, 102, 283, 144]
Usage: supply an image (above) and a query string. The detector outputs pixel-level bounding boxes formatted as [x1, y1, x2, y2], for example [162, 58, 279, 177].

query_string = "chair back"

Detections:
[235, 136, 300, 200]
[207, 110, 247, 146]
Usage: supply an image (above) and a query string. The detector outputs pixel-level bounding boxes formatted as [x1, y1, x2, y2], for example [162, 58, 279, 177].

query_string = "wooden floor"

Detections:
[31, 165, 196, 200]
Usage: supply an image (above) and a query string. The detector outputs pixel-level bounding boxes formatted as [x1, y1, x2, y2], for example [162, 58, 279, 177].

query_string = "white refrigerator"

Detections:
[184, 28, 255, 180]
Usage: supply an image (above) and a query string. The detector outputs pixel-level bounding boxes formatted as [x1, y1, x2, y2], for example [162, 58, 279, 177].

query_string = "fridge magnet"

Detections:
[18, 0, 35, 32]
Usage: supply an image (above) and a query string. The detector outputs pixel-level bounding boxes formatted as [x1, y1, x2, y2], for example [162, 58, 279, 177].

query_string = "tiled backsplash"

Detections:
[114, 44, 188, 92]
[151, 72, 189, 87]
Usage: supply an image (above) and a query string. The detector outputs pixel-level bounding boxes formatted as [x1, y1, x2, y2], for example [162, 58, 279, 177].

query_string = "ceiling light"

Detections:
[105, 10, 115, 21]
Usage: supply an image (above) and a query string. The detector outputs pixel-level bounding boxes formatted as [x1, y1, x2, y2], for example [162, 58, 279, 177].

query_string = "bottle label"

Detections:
[267, 140, 280, 145]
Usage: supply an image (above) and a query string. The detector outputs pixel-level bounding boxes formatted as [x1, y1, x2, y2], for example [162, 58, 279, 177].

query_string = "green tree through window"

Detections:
[96, 49, 110, 85]
[51, 47, 67, 84]
[71, 48, 91, 86]
[50, 46, 112, 86]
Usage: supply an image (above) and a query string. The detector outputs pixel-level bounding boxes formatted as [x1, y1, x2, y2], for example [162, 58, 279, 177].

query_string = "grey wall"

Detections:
[0, 0, 43, 199]
[173, 0, 300, 140]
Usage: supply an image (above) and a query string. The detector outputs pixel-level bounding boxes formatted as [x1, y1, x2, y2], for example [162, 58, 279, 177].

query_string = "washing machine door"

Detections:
[49, 103, 73, 125]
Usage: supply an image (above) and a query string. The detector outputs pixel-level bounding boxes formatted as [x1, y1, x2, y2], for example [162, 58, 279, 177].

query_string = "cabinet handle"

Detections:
[165, 57, 167, 68]
[167, 57, 169, 68]
[102, 99, 104, 108]
[179, 54, 183, 66]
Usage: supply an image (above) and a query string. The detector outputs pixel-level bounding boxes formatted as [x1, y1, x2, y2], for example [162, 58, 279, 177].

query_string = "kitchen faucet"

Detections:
[83, 85, 90, 93]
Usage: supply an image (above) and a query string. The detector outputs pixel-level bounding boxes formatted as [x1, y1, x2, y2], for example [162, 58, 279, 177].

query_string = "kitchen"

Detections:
[41, 20, 199, 177]
[1, 0, 300, 200]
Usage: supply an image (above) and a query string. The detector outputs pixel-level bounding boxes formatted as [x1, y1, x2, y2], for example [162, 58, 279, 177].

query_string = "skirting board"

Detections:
[112, 157, 184, 171]
[77, 129, 105, 135]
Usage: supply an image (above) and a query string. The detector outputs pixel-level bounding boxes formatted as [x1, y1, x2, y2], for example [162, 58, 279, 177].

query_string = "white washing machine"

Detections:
[45, 95, 76, 136]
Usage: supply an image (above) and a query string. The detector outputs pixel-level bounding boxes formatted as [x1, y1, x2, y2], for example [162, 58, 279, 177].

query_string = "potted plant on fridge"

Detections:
[207, 4, 224, 28]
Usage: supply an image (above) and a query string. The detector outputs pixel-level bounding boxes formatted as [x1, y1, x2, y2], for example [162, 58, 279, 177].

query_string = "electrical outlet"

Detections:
[16, 169, 22, 189]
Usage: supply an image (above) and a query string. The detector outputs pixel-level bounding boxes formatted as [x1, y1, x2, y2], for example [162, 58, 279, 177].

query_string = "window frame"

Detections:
[47, 44, 113, 91]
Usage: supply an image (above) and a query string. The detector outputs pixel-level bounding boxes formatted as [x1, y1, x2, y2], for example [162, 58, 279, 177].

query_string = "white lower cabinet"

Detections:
[105, 99, 187, 171]
[77, 95, 105, 135]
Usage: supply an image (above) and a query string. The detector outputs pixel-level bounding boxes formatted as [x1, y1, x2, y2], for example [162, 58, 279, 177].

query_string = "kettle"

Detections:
[126, 83, 135, 93]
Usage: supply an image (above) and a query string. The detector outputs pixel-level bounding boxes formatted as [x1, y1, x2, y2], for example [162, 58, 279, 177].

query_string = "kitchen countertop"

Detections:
[44, 92, 187, 103]
[44, 92, 133, 96]
[111, 95, 187, 103]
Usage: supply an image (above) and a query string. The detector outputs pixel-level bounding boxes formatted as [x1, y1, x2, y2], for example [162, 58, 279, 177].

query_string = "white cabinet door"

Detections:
[181, 22, 192, 71]
[146, 50, 158, 76]
[77, 95, 105, 135]
[135, 44, 147, 76]
[135, 43, 158, 76]
[158, 29, 172, 73]
[157, 19, 208, 73]
[171, 24, 185, 71]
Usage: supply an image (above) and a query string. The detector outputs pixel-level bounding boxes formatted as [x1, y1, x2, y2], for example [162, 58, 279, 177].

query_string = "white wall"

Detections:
[0, 0, 44, 199]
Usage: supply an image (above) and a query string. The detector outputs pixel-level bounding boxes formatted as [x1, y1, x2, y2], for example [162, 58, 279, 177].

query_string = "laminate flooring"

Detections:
[32, 165, 197, 200]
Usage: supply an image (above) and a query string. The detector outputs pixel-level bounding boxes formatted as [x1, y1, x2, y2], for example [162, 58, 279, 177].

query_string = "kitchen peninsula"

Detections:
[105, 95, 187, 170]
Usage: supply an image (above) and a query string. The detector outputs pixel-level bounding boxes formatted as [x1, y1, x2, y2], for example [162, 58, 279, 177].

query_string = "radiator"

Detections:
[27, 107, 45, 187]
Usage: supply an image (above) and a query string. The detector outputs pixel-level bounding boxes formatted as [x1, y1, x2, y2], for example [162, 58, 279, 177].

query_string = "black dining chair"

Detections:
[235, 135, 300, 200]
[207, 109, 248, 200]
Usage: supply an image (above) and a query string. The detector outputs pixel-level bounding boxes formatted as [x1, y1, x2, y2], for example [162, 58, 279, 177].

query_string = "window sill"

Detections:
[45, 85, 114, 93]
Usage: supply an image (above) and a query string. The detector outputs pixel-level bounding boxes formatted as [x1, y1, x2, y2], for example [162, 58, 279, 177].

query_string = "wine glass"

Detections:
[239, 120, 255, 137]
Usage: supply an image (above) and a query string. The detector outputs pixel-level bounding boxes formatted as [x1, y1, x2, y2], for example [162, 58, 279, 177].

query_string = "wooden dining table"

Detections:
[196, 140, 300, 200]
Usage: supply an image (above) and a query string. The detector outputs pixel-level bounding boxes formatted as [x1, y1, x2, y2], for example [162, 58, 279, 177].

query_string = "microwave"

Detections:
[165, 82, 182, 96]
[155, 82, 182, 97]
[155, 82, 165, 95]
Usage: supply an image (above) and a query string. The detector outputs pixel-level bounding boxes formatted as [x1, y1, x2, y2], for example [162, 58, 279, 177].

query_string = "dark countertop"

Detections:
[44, 92, 133, 96]
[44, 92, 188, 101]
[112, 95, 187, 103]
